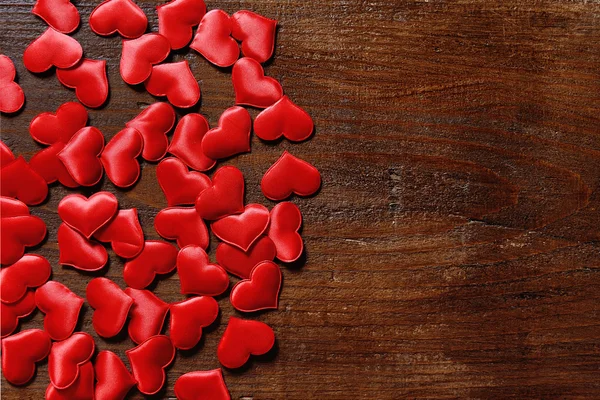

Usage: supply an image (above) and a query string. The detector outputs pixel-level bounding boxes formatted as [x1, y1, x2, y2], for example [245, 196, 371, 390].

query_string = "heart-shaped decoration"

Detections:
[167, 113, 215, 171]
[0, 55, 25, 114]
[1, 329, 51, 385]
[268, 201, 304, 262]
[1, 141, 15, 167]
[126, 335, 175, 395]
[46, 361, 95, 400]
[1, 291, 36, 338]
[157, 157, 211, 206]
[154, 207, 209, 249]
[48, 332, 95, 389]
[261, 151, 321, 200]
[0, 254, 51, 304]
[195, 166, 245, 220]
[232, 57, 282, 108]
[169, 296, 219, 350]
[216, 236, 276, 279]
[86, 277, 134, 338]
[29, 143, 80, 187]
[126, 102, 176, 161]
[58, 192, 118, 238]
[124, 288, 170, 344]
[177, 245, 229, 296]
[230, 261, 281, 312]
[157, 0, 206, 49]
[145, 61, 200, 108]
[94, 351, 136, 400]
[57, 126, 105, 186]
[123, 240, 178, 289]
[254, 95, 313, 142]
[23, 27, 82, 73]
[190, 9, 239, 67]
[56, 58, 109, 108]
[100, 127, 143, 188]
[35, 281, 84, 341]
[94, 209, 144, 259]
[0, 156, 48, 205]
[1, 214, 47, 266]
[32, 0, 80, 34]
[217, 317, 275, 369]
[201, 106, 251, 160]
[174, 369, 230, 400]
[1, 195, 28, 216]
[211, 203, 270, 251]
[58, 223, 108, 271]
[121, 33, 170, 85]
[89, 0, 148, 39]
[29, 101, 88, 146]
[231, 10, 277, 63]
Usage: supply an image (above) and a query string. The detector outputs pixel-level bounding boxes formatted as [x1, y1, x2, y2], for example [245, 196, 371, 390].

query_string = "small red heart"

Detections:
[230, 261, 281, 312]
[124, 288, 170, 344]
[216, 236, 276, 279]
[1, 195, 28, 216]
[56, 58, 109, 108]
[35, 281, 84, 341]
[157, 0, 206, 49]
[86, 277, 134, 338]
[29, 143, 80, 188]
[217, 317, 275, 369]
[121, 33, 170, 85]
[126, 335, 175, 395]
[261, 151, 321, 200]
[58, 192, 118, 238]
[168, 113, 215, 171]
[126, 102, 176, 161]
[195, 166, 245, 220]
[0, 254, 51, 304]
[232, 57, 282, 108]
[46, 361, 94, 400]
[211, 204, 270, 251]
[94, 351, 136, 400]
[48, 332, 95, 389]
[154, 207, 209, 249]
[0, 55, 25, 114]
[169, 296, 219, 350]
[1, 329, 51, 385]
[254, 96, 313, 142]
[177, 245, 229, 296]
[1, 141, 15, 167]
[145, 61, 200, 108]
[190, 10, 239, 67]
[58, 223, 108, 271]
[174, 369, 230, 400]
[57, 126, 105, 186]
[1, 291, 36, 338]
[201, 106, 251, 160]
[23, 27, 82, 73]
[90, 0, 148, 39]
[268, 201, 303, 262]
[32, 0, 80, 34]
[1, 213, 47, 266]
[29, 101, 88, 146]
[157, 157, 211, 206]
[94, 209, 144, 259]
[231, 10, 277, 64]
[0, 156, 48, 205]
[101, 127, 143, 188]
[123, 240, 178, 289]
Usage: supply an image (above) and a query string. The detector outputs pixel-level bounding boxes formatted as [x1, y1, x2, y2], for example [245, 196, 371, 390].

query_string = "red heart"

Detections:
[57, 126, 105, 186]
[29, 101, 88, 146]
[0, 156, 48, 205]
[123, 240, 178, 289]
[157, 0, 206, 49]
[124, 288, 170, 344]
[23, 27, 82, 73]
[232, 57, 282, 108]
[32, 0, 80, 34]
[217, 317, 275, 369]
[126, 335, 175, 395]
[101, 127, 143, 188]
[177, 245, 229, 296]
[35, 281, 84, 341]
[268, 201, 303, 262]
[46, 361, 94, 400]
[254, 96, 313, 142]
[230, 261, 281, 312]
[121, 33, 170, 85]
[190, 10, 239, 67]
[58, 192, 118, 238]
[195, 166, 245, 220]
[56, 58, 109, 108]
[201, 106, 251, 160]
[231, 10, 277, 64]
[1, 329, 51, 385]
[216, 236, 276, 279]
[157, 157, 211, 206]
[29, 143, 80, 188]
[154, 207, 209, 249]
[89, 0, 148, 39]
[94, 351, 136, 400]
[145, 61, 200, 108]
[0, 254, 51, 304]
[169, 296, 219, 350]
[174, 369, 230, 400]
[48, 332, 95, 389]
[58, 223, 108, 271]
[86, 277, 134, 338]
[1, 214, 47, 266]
[211, 204, 270, 251]
[1, 195, 28, 216]
[261, 151, 321, 200]
[94, 209, 144, 259]
[126, 102, 176, 161]
[0, 55, 25, 114]
[167, 113, 215, 171]
[1, 291, 36, 338]
[1, 141, 15, 167]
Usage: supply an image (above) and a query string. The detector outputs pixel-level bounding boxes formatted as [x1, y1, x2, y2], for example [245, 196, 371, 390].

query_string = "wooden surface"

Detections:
[2, 0, 600, 398]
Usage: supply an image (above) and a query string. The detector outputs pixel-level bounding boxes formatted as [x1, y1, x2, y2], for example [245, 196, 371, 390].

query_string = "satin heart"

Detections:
[211, 204, 270, 251]
[46, 362, 94, 400]
[1, 195, 28, 217]
[0, 55, 25, 114]
[154, 207, 209, 249]
[201, 106, 251, 160]
[254, 96, 313, 142]
[1, 215, 47, 266]
[29, 143, 80, 187]
[216, 236, 276, 279]
[0, 156, 48, 205]
[100, 127, 143, 188]
[190, 10, 239, 67]
[35, 281, 84, 341]
[232, 57, 282, 108]
[126, 102, 176, 161]
[231, 10, 277, 63]
[167, 113, 215, 171]
[32, 0, 80, 33]
[1, 291, 36, 338]
[175, 369, 230, 400]
[126, 335, 175, 395]
[169, 296, 219, 350]
[0, 254, 51, 304]
[261, 151, 321, 200]
[86, 278, 133, 338]
[58, 223, 108, 271]
[90, 0, 148, 39]
[121, 33, 170, 85]
[217, 317, 275, 369]
[195, 166, 245, 220]
[268, 201, 303, 262]
[48, 332, 95, 389]
[56, 58, 109, 108]
[124, 288, 169, 344]
[94, 351, 136, 400]
[1, 329, 51, 385]
[123, 240, 178, 289]
[58, 192, 118, 238]
[57, 126, 105, 186]
[29, 101, 88, 145]
[230, 261, 281, 312]
[157, 157, 211, 206]
[94, 209, 144, 259]
[157, 0, 206, 49]
[23, 27, 82, 73]
[0, 141, 15, 167]
[177, 245, 229, 296]
[145, 61, 200, 108]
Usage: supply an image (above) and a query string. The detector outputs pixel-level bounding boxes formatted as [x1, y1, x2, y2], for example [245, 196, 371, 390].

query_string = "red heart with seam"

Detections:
[1, 291, 36, 338]
[124, 288, 170, 344]
[123, 240, 178, 289]
[94, 209, 144, 259]
[169, 296, 219, 350]
[195, 165, 245, 220]
[201, 106, 251, 160]
[211, 204, 270, 251]
[32, 0, 80, 34]
[57, 126, 105, 186]
[101, 127, 143, 188]
[268, 201, 304, 262]
[1, 329, 51, 385]
[23, 27, 82, 73]
[0, 55, 25, 114]
[29, 101, 88, 146]
[56, 58, 109, 108]
[232, 57, 282, 108]
[261, 151, 321, 200]
[217, 317, 275, 369]
[48, 332, 95, 389]
[1, 141, 15, 167]
[254, 95, 314, 142]
[167, 113, 215, 171]
[46, 361, 94, 400]
[90, 0, 147, 39]
[216, 236, 276, 279]
[230, 260, 281, 312]
[0, 254, 51, 304]
[0, 156, 48, 205]
[190, 10, 239, 67]
[145, 61, 200, 108]
[29, 143, 80, 188]
[58, 223, 108, 271]
[126, 102, 176, 161]
[121, 33, 170, 85]
[231, 10, 277, 64]
[58, 192, 118, 238]
[154, 207, 209, 249]
[35, 281, 84, 341]
[126, 335, 175, 395]
[157, 0, 206, 49]
[174, 369, 230, 400]
[86, 277, 133, 338]
[177, 245, 229, 296]
[157, 157, 211, 206]
[1, 215, 47, 266]
[94, 351, 136, 400]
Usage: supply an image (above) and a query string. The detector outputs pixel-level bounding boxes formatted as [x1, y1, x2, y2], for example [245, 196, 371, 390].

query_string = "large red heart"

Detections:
[0, 254, 51, 304]
[232, 57, 282, 108]
[1, 141, 15, 167]
[211, 204, 270, 251]
[157, 0, 206, 49]
[261, 151, 321, 200]
[167, 113, 215, 171]
[94, 209, 144, 259]
[121, 33, 170, 85]
[254, 95, 314, 142]
[32, 0, 80, 34]
[0, 55, 25, 114]
[29, 143, 80, 188]
[89, 0, 148, 39]
[217, 317, 275, 369]
[94, 351, 136, 400]
[48, 332, 95, 389]
[123, 240, 178, 289]
[23, 27, 82, 73]
[126, 335, 175, 395]
[100, 127, 143, 188]
[195, 166, 245, 220]
[231, 10, 277, 64]
[124, 288, 170, 344]
[57, 126, 105, 186]
[56, 58, 109, 108]
[1, 291, 36, 338]
[268, 201, 304, 262]
[169, 296, 219, 350]
[1, 329, 51, 385]
[58, 192, 118, 238]
[157, 157, 211, 206]
[174, 369, 230, 400]
[58, 223, 108, 271]
[0, 156, 48, 205]
[154, 207, 209, 249]
[145, 61, 200, 108]
[86, 277, 133, 338]
[29, 101, 88, 146]
[190, 9, 239, 67]
[216, 236, 276, 279]
[201, 106, 251, 160]
[46, 361, 94, 400]
[230, 260, 281, 312]
[1, 214, 47, 266]
[126, 102, 176, 161]
[177, 245, 229, 296]
[35, 281, 84, 341]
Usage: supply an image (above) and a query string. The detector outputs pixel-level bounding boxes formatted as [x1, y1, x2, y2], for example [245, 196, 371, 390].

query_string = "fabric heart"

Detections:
[89, 0, 148, 39]
[145, 61, 200, 108]
[94, 351, 136, 400]
[169, 296, 219, 350]
[0, 254, 51, 304]
[58, 223, 108, 271]
[157, 0, 206, 49]
[217, 317, 275, 369]
[174, 369, 230, 400]
[0, 141, 15, 167]
[35, 281, 84, 341]
[177, 245, 229, 296]
[231, 10, 277, 64]
[0, 55, 25, 114]
[29, 143, 80, 188]
[124, 288, 170, 344]
[268, 201, 304, 262]
[254, 96, 314, 142]
[121, 33, 170, 85]
[1, 214, 47, 266]
[23, 27, 82, 73]
[157, 157, 211, 206]
[195, 166, 245, 220]
[201, 106, 251, 160]
[216, 236, 276, 279]
[86, 277, 134, 338]
[154, 207, 209, 249]
[1, 195, 28, 216]
[57, 126, 105, 186]
[190, 10, 239, 67]
[167, 113, 215, 171]
[56, 58, 109, 108]
[48, 332, 95, 389]
[232, 57, 282, 108]
[0, 156, 48, 205]
[46, 361, 94, 400]
[1, 329, 51, 385]
[230, 260, 281, 312]
[32, 0, 80, 33]
[125, 102, 175, 161]
[126, 335, 175, 395]
[211, 204, 270, 251]
[1, 291, 36, 338]
[58, 192, 118, 238]
[29, 101, 88, 145]
[100, 127, 143, 188]
[123, 240, 178, 289]
[94, 209, 144, 259]
[261, 151, 321, 200]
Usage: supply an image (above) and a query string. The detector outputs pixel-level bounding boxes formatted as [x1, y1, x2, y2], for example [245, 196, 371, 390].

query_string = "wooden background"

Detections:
[1, 0, 600, 398]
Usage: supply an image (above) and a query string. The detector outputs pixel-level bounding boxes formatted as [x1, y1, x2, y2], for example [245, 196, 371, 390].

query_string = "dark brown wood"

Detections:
[2, 0, 600, 398]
